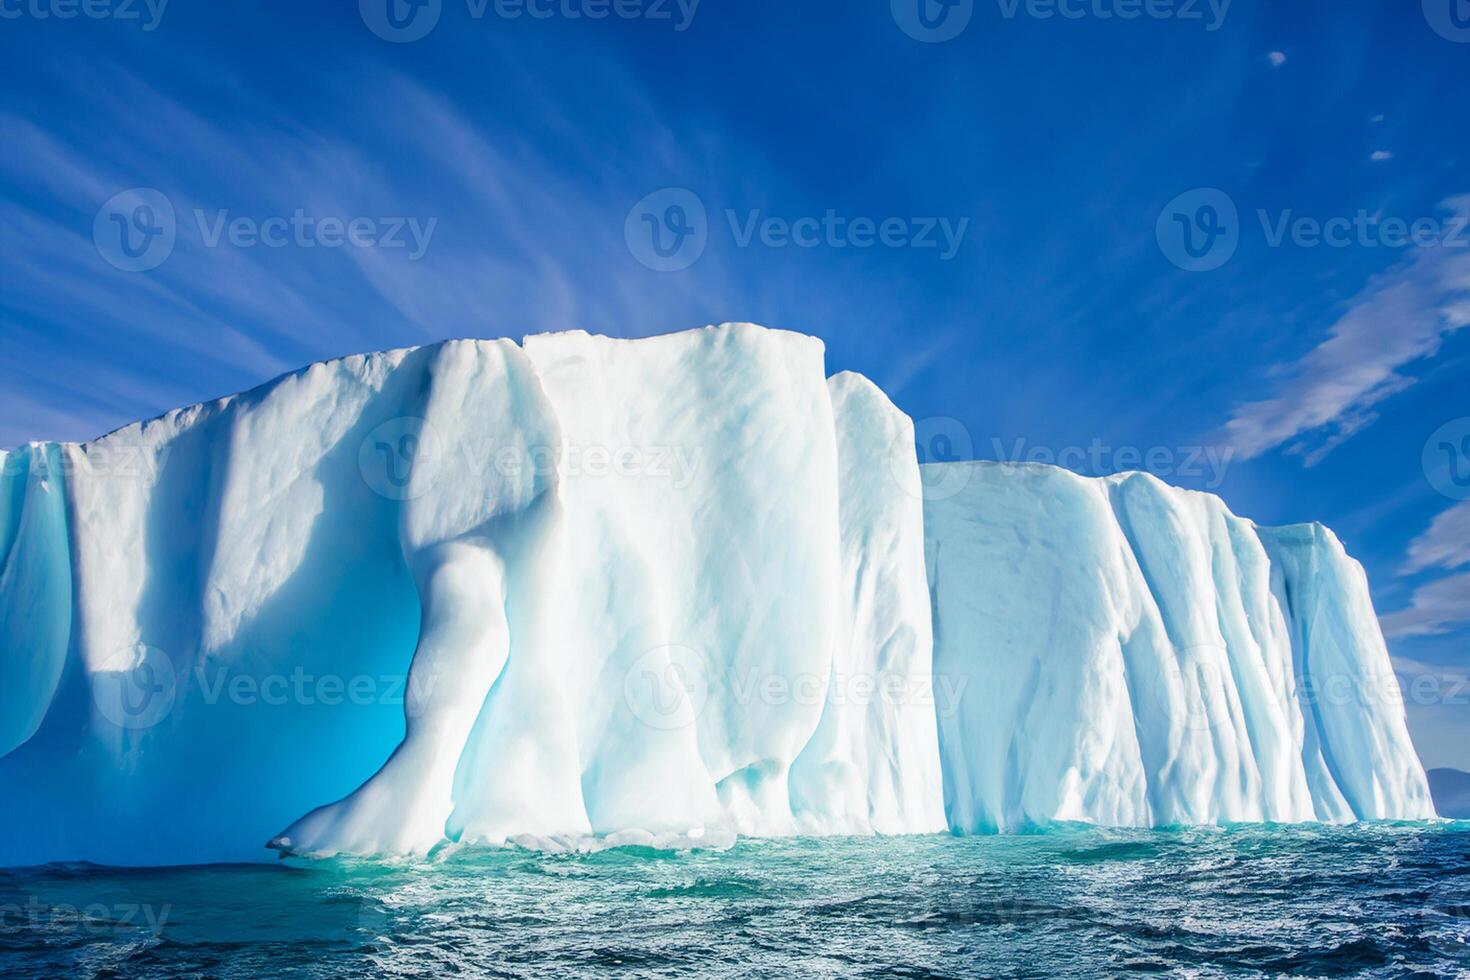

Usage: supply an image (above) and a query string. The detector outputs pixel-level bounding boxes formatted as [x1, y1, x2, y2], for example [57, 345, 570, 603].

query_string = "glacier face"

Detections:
[0, 323, 1432, 867]
[924, 462, 1435, 833]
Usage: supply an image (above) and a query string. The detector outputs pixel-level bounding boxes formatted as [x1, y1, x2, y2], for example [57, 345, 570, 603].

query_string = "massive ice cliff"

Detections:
[0, 324, 1434, 866]
[926, 463, 1435, 831]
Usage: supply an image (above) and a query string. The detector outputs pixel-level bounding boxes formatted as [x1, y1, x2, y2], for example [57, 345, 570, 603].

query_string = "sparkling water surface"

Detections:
[3, 824, 1467, 978]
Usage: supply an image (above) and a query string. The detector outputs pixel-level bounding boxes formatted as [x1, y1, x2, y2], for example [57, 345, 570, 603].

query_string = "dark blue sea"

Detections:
[2, 824, 1467, 978]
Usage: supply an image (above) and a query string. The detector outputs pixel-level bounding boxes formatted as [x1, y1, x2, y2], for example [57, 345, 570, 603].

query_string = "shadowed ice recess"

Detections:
[0, 324, 1435, 867]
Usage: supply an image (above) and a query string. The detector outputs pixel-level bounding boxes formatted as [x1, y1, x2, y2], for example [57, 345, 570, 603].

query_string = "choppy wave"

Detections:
[1, 824, 1466, 978]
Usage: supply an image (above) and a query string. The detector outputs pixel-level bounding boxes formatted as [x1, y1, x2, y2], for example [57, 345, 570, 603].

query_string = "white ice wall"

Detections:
[788, 373, 947, 835]
[0, 325, 947, 865]
[0, 324, 1433, 866]
[924, 462, 1435, 832]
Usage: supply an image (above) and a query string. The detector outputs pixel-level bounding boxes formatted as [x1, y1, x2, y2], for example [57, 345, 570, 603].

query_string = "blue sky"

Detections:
[2, 0, 1468, 766]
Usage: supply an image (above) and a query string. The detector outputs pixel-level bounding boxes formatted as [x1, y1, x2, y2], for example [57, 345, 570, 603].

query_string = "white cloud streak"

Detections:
[0, 61, 757, 447]
[1382, 570, 1470, 638]
[1221, 197, 1470, 464]
[1403, 500, 1470, 575]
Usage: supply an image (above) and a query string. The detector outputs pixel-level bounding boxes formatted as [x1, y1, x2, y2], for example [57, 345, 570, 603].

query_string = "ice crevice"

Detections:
[0, 324, 1436, 866]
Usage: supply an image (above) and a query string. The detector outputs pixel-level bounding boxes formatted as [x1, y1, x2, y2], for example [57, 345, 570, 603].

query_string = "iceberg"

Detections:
[0, 324, 1433, 866]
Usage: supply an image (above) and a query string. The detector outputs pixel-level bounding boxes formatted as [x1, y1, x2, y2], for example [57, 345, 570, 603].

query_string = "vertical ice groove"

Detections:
[1290, 526, 1354, 817]
[1256, 523, 1434, 821]
[1105, 474, 1266, 824]
[0, 448, 26, 575]
[0, 445, 74, 759]
[788, 372, 946, 835]
[1259, 523, 1354, 822]
[274, 339, 573, 857]
[1105, 475, 1214, 825]
[926, 462, 1153, 833]
[1208, 507, 1314, 822]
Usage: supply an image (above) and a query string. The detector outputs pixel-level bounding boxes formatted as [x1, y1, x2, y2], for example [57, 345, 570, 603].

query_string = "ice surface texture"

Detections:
[0, 325, 1432, 866]
[924, 462, 1434, 833]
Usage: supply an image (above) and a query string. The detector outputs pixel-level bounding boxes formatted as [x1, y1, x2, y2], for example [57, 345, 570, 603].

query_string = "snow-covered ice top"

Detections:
[0, 324, 1432, 866]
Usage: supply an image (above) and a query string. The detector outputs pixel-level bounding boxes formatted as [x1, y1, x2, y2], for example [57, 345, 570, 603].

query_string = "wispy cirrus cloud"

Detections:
[1220, 197, 1470, 466]
[1403, 500, 1470, 575]
[1382, 570, 1470, 638]
[0, 58, 756, 447]
[1381, 501, 1470, 640]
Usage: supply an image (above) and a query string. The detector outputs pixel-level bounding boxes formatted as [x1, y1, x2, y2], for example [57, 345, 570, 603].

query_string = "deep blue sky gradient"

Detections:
[2, 0, 1468, 764]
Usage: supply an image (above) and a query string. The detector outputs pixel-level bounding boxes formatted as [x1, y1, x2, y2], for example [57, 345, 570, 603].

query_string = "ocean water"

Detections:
[2, 824, 1467, 978]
